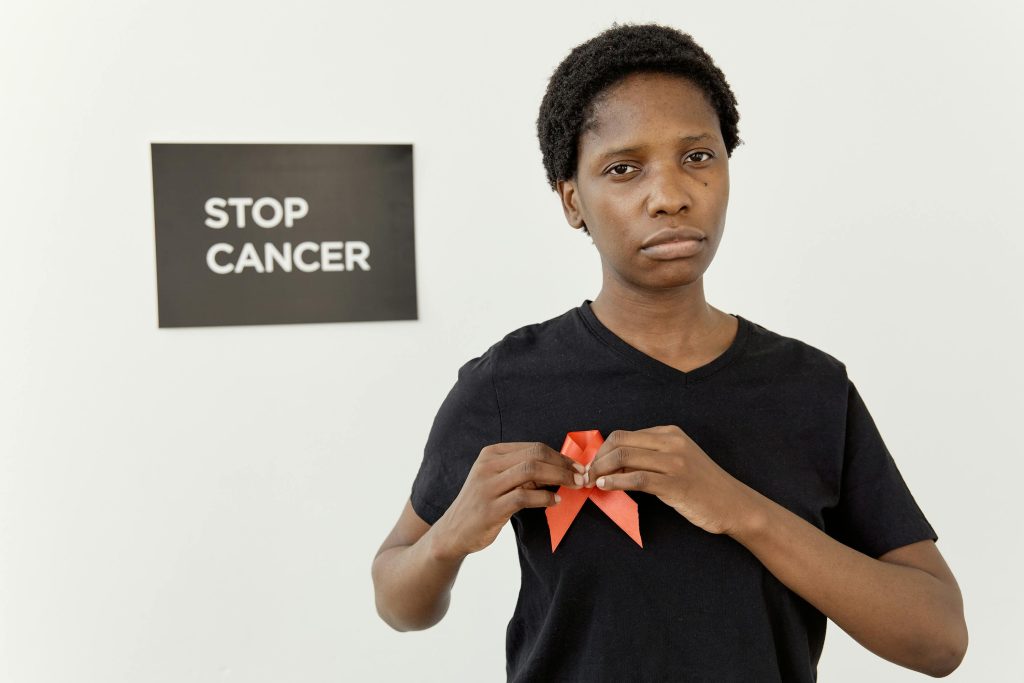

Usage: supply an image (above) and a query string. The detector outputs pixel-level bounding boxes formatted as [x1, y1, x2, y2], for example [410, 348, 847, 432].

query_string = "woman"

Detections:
[371, 22, 967, 681]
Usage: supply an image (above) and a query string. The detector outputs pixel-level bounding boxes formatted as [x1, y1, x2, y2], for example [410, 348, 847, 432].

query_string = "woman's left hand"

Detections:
[584, 425, 765, 537]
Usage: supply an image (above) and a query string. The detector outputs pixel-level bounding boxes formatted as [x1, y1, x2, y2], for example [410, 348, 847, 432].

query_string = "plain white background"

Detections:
[1, 1, 1021, 680]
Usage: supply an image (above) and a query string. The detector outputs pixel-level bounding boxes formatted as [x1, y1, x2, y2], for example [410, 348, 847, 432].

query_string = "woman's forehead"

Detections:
[580, 77, 722, 155]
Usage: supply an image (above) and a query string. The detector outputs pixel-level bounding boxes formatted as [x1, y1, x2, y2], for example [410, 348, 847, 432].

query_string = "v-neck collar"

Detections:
[576, 299, 751, 385]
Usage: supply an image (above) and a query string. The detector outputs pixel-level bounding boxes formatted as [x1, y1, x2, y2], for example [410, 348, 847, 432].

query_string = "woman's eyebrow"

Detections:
[596, 133, 715, 162]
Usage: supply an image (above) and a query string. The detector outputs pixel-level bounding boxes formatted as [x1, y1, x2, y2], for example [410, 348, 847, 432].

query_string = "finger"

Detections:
[492, 441, 584, 474]
[497, 486, 561, 515]
[591, 427, 688, 463]
[497, 457, 583, 494]
[594, 469, 667, 494]
[586, 446, 670, 485]
[647, 424, 685, 434]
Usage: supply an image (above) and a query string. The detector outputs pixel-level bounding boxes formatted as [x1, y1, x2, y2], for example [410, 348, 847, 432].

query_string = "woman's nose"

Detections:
[645, 165, 695, 217]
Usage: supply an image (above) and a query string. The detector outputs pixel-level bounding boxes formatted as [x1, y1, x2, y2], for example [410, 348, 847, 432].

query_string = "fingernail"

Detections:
[596, 477, 606, 488]
[574, 473, 583, 486]
[572, 463, 585, 474]
[584, 463, 591, 472]
[554, 494, 561, 503]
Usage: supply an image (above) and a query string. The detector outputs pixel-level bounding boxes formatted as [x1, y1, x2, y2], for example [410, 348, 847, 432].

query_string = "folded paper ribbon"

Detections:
[544, 430, 643, 552]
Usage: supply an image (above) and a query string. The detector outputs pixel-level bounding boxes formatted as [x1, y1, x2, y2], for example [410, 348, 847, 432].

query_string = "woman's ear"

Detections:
[556, 178, 586, 231]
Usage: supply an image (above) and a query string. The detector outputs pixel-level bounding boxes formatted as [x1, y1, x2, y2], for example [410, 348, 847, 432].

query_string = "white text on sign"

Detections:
[202, 196, 371, 274]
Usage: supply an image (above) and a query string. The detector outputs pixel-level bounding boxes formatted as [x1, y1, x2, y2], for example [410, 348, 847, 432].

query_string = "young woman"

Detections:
[371, 22, 967, 681]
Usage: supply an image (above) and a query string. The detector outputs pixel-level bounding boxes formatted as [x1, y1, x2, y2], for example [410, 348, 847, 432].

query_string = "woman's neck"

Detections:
[589, 281, 733, 362]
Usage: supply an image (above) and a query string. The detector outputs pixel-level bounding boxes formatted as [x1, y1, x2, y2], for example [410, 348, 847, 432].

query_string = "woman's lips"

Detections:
[640, 238, 705, 260]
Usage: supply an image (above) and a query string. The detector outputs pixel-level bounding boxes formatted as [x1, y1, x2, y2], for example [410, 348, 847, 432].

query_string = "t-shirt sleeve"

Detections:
[824, 377, 938, 558]
[409, 347, 503, 525]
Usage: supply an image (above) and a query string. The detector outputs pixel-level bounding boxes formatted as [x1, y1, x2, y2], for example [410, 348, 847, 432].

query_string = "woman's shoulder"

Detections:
[738, 314, 849, 382]
[454, 303, 584, 377]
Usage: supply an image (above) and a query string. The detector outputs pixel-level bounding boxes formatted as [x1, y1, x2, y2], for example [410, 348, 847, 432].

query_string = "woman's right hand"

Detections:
[433, 442, 585, 559]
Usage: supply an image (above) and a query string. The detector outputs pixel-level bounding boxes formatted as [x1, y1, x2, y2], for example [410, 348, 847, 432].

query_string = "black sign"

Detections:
[151, 143, 417, 327]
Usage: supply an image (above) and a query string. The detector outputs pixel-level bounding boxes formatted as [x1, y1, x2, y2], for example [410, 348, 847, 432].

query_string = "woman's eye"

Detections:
[607, 163, 637, 176]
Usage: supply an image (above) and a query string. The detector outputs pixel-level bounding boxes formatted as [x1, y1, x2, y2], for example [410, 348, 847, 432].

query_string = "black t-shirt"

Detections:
[410, 300, 938, 682]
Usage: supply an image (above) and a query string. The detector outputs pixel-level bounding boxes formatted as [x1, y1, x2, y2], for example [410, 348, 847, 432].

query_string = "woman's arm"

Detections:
[583, 426, 968, 677]
[373, 443, 582, 631]
[730, 493, 968, 677]
[371, 498, 468, 632]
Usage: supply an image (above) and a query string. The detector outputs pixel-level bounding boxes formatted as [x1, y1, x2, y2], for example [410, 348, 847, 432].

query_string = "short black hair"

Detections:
[537, 22, 742, 234]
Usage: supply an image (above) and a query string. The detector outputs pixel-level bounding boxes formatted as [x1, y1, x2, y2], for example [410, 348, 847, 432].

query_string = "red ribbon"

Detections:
[545, 430, 643, 552]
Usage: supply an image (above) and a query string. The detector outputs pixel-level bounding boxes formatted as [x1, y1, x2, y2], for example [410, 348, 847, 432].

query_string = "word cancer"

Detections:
[206, 241, 370, 274]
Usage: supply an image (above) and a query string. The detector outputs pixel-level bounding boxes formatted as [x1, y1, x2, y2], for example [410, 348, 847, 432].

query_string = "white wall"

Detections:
[1, 1, 1021, 680]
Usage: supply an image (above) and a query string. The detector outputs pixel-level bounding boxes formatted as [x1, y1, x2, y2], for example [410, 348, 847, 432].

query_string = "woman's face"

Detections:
[557, 72, 730, 292]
